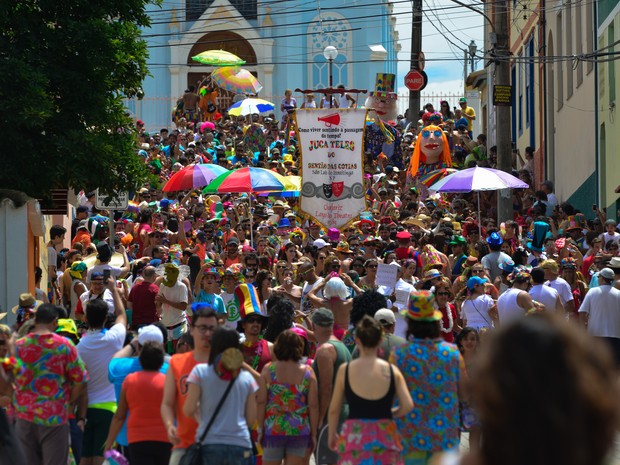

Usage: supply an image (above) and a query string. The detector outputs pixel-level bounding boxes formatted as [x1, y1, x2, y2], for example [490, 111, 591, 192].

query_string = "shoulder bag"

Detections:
[179, 374, 238, 465]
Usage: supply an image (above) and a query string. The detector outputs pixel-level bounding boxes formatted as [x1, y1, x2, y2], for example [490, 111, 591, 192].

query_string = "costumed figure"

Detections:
[364, 73, 403, 169]
[198, 84, 219, 122]
[407, 125, 452, 199]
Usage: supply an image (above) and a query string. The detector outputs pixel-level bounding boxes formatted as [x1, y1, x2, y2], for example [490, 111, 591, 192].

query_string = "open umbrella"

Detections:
[162, 164, 229, 192]
[191, 50, 246, 66]
[429, 167, 529, 235]
[257, 175, 301, 197]
[419, 168, 458, 187]
[203, 167, 290, 244]
[211, 67, 263, 94]
[227, 98, 274, 116]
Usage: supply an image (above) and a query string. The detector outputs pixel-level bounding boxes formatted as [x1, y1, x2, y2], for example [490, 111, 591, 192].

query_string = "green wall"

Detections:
[566, 171, 598, 218]
[600, 0, 620, 26]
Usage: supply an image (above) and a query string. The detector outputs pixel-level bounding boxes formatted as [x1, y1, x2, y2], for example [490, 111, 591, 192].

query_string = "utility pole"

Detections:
[495, 0, 513, 223]
[463, 49, 468, 93]
[408, 0, 422, 121]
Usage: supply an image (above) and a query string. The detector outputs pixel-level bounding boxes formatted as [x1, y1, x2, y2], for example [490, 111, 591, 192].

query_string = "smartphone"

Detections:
[103, 269, 111, 281]
[592, 204, 598, 211]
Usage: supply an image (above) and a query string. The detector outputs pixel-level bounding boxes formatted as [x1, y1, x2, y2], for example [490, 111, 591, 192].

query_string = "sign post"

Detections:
[95, 189, 129, 247]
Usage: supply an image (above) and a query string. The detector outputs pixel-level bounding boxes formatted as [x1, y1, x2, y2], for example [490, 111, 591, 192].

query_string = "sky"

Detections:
[392, 0, 485, 112]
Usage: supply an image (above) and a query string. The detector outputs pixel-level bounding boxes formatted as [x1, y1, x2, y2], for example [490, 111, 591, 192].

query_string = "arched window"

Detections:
[307, 13, 352, 89]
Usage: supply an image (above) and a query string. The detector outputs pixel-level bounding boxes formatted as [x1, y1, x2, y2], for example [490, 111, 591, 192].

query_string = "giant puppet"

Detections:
[364, 74, 403, 169]
[407, 125, 452, 198]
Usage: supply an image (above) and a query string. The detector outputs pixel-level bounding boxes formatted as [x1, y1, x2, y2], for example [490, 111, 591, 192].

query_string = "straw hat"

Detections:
[11, 293, 43, 314]
[82, 252, 125, 269]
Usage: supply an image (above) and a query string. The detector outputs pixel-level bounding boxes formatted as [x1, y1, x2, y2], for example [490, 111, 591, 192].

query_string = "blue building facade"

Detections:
[136, 0, 400, 129]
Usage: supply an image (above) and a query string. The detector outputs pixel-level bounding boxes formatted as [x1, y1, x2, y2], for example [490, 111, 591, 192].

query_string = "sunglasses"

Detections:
[472, 269, 484, 273]
[421, 130, 443, 138]
[245, 317, 263, 324]
[366, 264, 378, 269]
[437, 292, 451, 296]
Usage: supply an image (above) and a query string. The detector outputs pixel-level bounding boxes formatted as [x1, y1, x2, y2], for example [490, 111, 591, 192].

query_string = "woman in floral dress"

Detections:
[257, 330, 318, 465]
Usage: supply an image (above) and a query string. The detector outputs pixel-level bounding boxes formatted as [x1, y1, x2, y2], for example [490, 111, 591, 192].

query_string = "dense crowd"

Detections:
[2, 97, 620, 465]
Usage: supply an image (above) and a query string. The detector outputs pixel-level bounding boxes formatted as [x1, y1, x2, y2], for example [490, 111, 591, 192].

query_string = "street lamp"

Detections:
[323, 45, 338, 108]
[468, 40, 477, 72]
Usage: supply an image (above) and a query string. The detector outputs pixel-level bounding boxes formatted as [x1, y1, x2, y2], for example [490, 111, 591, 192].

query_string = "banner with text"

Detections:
[296, 109, 367, 229]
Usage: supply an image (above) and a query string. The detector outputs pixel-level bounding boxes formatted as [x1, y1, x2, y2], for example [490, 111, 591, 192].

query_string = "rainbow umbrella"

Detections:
[162, 164, 229, 192]
[419, 168, 458, 187]
[203, 167, 290, 244]
[258, 175, 301, 197]
[191, 50, 246, 66]
[211, 67, 263, 94]
[227, 98, 274, 116]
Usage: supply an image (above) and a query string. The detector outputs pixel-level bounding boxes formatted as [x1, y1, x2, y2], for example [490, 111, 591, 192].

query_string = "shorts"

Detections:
[262, 437, 308, 462]
[82, 408, 114, 457]
[403, 451, 435, 465]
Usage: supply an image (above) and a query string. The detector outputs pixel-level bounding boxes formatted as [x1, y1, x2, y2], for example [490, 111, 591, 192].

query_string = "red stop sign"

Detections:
[405, 69, 426, 91]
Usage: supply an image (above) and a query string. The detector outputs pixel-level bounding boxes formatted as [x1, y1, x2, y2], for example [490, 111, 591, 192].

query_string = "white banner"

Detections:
[296, 109, 367, 229]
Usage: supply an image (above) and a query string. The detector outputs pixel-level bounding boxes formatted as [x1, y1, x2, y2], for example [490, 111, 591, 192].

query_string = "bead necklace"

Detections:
[439, 305, 454, 334]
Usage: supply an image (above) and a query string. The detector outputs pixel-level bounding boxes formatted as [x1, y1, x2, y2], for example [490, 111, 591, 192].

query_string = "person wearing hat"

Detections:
[75, 271, 115, 322]
[496, 268, 543, 324]
[579, 267, 620, 365]
[494, 258, 515, 296]
[236, 284, 272, 372]
[358, 219, 375, 240]
[106, 324, 168, 454]
[448, 235, 469, 280]
[308, 275, 360, 340]
[311, 307, 352, 463]
[391, 291, 465, 462]
[540, 259, 575, 317]
[394, 230, 416, 261]
[221, 237, 242, 268]
[12, 292, 44, 329]
[460, 276, 496, 329]
[529, 267, 564, 314]
[458, 97, 475, 137]
[374, 308, 407, 353]
[481, 232, 511, 282]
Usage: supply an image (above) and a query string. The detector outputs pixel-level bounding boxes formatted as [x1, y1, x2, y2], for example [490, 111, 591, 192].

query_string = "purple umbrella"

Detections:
[429, 167, 529, 235]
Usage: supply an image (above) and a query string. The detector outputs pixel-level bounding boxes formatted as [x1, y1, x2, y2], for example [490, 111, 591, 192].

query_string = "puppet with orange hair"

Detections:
[407, 125, 452, 198]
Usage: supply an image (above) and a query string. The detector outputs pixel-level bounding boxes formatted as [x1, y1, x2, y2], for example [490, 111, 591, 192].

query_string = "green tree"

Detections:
[0, 0, 158, 199]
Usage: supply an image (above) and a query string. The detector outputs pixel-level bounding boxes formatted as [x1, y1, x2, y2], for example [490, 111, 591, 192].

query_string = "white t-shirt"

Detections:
[159, 281, 188, 327]
[461, 294, 495, 329]
[394, 279, 415, 339]
[578, 285, 620, 338]
[221, 291, 240, 329]
[497, 288, 525, 324]
[545, 277, 574, 304]
[599, 231, 620, 247]
[77, 323, 126, 405]
[87, 264, 123, 284]
[79, 289, 115, 315]
[529, 284, 560, 312]
[47, 246, 57, 272]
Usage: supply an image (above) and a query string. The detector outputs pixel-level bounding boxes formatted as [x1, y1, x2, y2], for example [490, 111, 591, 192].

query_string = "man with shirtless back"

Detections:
[182, 86, 200, 123]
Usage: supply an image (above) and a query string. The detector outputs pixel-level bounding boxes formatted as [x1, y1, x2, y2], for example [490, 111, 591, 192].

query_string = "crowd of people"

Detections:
[2, 99, 620, 465]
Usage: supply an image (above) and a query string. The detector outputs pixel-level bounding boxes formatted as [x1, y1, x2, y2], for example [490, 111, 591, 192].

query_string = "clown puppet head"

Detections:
[365, 73, 398, 123]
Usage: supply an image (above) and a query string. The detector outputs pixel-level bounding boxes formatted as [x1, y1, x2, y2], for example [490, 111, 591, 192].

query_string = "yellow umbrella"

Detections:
[191, 50, 246, 66]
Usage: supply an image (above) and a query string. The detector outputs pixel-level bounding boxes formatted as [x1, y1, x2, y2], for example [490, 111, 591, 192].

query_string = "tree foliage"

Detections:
[0, 0, 158, 199]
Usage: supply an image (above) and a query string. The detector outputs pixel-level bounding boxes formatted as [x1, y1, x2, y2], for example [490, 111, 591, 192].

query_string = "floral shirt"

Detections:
[263, 364, 312, 447]
[15, 333, 88, 426]
[390, 339, 461, 453]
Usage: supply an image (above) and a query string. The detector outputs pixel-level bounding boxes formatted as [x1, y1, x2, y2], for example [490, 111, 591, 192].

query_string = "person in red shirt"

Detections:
[104, 341, 171, 464]
[128, 266, 160, 330]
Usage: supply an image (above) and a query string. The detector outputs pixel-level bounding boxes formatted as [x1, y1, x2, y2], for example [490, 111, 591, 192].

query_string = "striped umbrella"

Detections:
[162, 164, 229, 192]
[419, 168, 458, 187]
[211, 67, 263, 94]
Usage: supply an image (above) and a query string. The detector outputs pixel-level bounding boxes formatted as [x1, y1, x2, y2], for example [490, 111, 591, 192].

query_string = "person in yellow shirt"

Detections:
[459, 97, 476, 137]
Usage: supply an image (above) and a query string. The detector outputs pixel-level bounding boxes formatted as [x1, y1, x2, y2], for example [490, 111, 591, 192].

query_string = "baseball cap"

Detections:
[313, 238, 328, 249]
[600, 268, 615, 281]
[467, 276, 488, 290]
[459, 97, 467, 103]
[78, 219, 89, 230]
[374, 308, 396, 326]
[138, 325, 164, 345]
[311, 308, 335, 327]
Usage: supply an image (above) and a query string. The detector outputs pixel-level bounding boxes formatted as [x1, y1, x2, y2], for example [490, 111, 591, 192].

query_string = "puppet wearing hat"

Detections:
[364, 74, 403, 169]
[407, 125, 452, 199]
